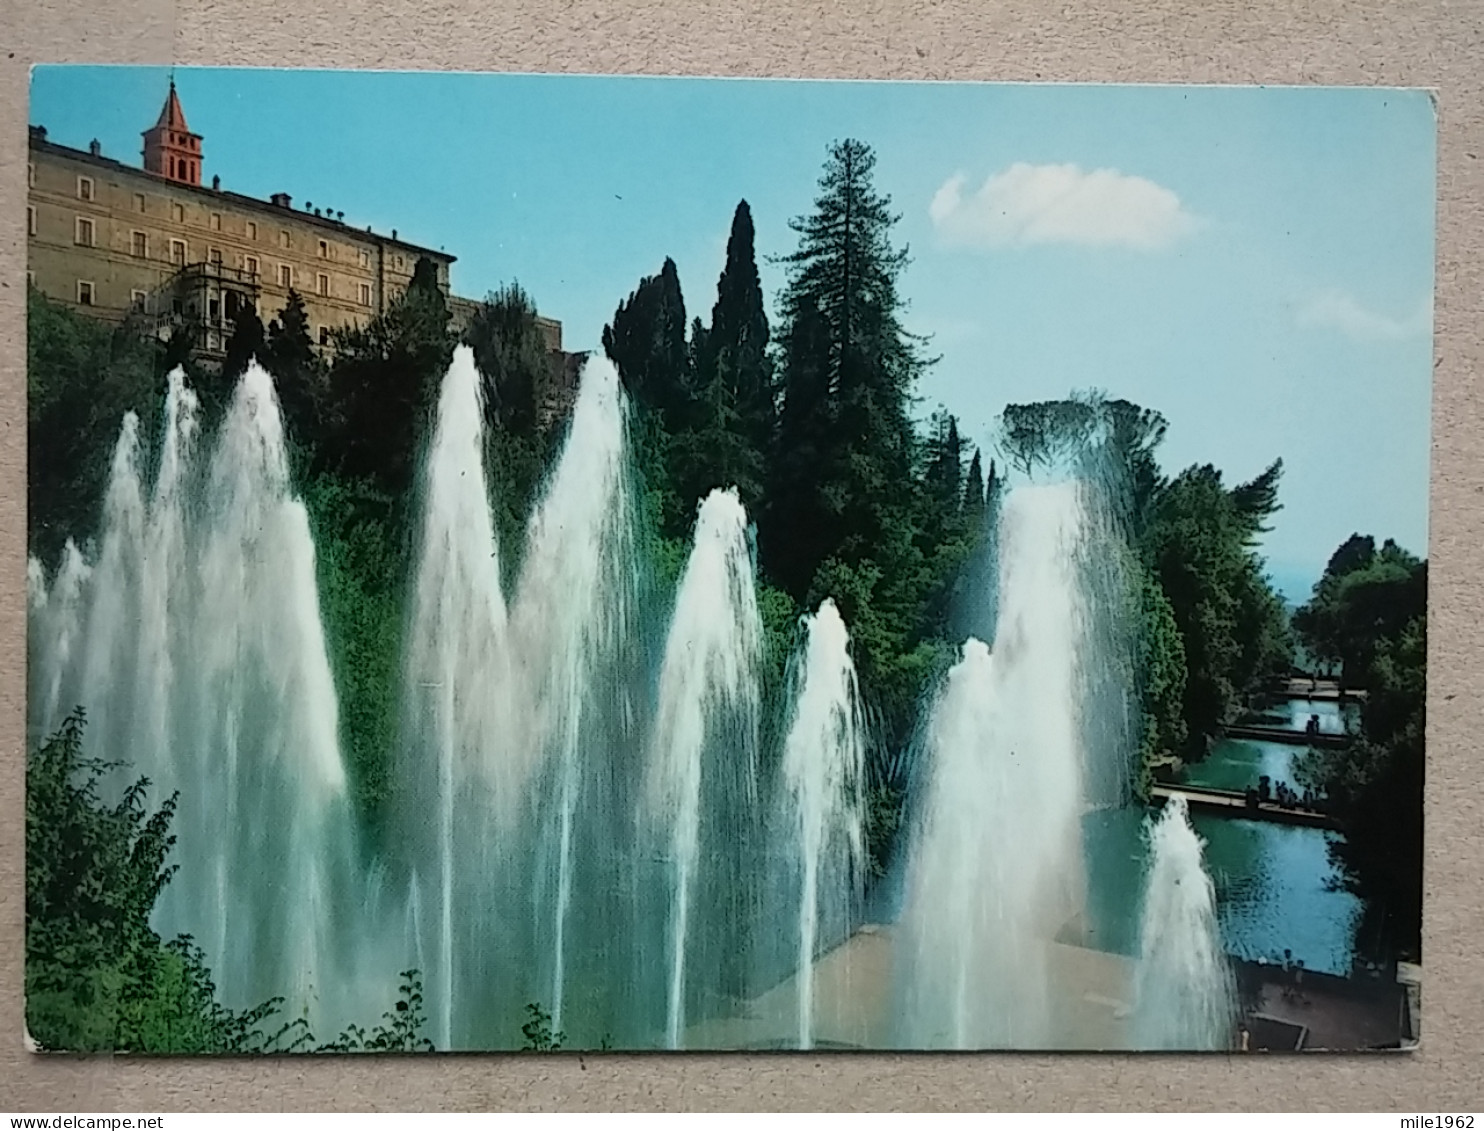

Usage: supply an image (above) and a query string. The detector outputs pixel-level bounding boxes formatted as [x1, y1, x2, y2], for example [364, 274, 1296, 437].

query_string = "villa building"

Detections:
[26, 81, 563, 365]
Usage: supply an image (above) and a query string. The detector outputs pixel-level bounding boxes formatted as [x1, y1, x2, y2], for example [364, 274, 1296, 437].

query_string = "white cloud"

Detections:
[929, 162, 1200, 252]
[1296, 289, 1433, 342]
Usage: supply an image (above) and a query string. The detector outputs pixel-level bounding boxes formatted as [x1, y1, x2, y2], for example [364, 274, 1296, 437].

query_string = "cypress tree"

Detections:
[707, 200, 775, 503]
[963, 447, 986, 523]
[601, 257, 690, 427]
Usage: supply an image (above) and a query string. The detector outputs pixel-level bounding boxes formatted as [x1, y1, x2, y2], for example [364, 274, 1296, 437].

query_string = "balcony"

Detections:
[168, 260, 263, 290]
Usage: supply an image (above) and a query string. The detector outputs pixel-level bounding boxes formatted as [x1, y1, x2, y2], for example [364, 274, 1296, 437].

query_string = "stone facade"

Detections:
[26, 84, 562, 363]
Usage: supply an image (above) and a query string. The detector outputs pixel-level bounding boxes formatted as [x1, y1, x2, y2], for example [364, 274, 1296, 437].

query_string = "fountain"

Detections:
[895, 483, 1093, 1049]
[25, 343, 1247, 1054]
[1133, 796, 1237, 1050]
[400, 344, 518, 1050]
[508, 353, 637, 1037]
[778, 599, 866, 1049]
[27, 362, 360, 1036]
[646, 487, 763, 1048]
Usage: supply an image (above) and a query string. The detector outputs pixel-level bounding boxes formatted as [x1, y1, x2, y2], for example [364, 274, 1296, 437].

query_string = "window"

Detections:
[279, 230, 290, 248]
[279, 264, 292, 288]
[395, 254, 404, 270]
[358, 282, 371, 306]
[77, 176, 94, 201]
[247, 221, 258, 240]
[77, 280, 95, 306]
[131, 289, 147, 306]
[317, 272, 330, 297]
[27, 206, 36, 237]
[172, 202, 185, 222]
[318, 326, 330, 346]
[134, 192, 146, 213]
[75, 217, 94, 247]
[131, 230, 147, 258]
[27, 270, 35, 288]
[209, 247, 223, 266]
[358, 249, 370, 268]
[245, 255, 260, 277]
[28, 162, 35, 188]
[170, 238, 187, 266]
[318, 239, 328, 259]
[209, 298, 220, 319]
[207, 330, 220, 352]
[211, 212, 222, 231]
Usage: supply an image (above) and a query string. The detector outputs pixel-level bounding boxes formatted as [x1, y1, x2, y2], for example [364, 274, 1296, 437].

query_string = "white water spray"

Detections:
[647, 487, 762, 1048]
[779, 599, 865, 1049]
[1133, 796, 1236, 1049]
[509, 354, 635, 1033]
[897, 483, 1092, 1049]
[402, 345, 515, 1050]
[28, 362, 357, 1036]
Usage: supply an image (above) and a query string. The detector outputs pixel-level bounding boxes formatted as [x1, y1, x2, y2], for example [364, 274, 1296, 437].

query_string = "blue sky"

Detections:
[29, 67, 1435, 598]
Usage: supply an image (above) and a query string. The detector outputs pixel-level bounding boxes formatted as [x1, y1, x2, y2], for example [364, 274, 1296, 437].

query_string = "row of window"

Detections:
[33, 209, 376, 306]
[37, 167, 390, 266]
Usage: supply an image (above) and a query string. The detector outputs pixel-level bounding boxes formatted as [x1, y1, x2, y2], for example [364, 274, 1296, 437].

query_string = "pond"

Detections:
[1083, 698, 1371, 977]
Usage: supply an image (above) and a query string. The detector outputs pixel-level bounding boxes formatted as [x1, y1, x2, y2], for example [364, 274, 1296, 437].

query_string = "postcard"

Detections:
[24, 67, 1431, 1052]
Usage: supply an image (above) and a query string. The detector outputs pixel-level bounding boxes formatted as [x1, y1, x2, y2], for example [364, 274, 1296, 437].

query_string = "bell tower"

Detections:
[142, 79, 202, 186]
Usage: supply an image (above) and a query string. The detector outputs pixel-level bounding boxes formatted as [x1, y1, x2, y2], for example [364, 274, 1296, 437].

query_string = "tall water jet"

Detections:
[896, 483, 1092, 1049]
[79, 413, 147, 759]
[778, 599, 865, 1049]
[133, 371, 198, 783]
[647, 487, 762, 1048]
[509, 353, 636, 1036]
[1132, 797, 1236, 1050]
[401, 344, 515, 1050]
[174, 360, 353, 1027]
[28, 539, 91, 741]
[27, 361, 358, 1036]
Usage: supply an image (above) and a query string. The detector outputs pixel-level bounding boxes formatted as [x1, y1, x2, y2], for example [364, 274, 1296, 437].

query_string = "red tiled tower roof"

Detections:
[142, 80, 203, 186]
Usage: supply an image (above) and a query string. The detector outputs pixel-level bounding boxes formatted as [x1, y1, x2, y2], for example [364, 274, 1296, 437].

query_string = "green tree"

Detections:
[1292, 535, 1423, 685]
[222, 301, 265, 383]
[26, 287, 164, 562]
[328, 256, 455, 500]
[602, 258, 694, 537]
[765, 139, 928, 598]
[683, 200, 776, 510]
[1295, 534, 1426, 959]
[963, 447, 986, 524]
[465, 283, 565, 561]
[262, 290, 327, 463]
[1145, 461, 1292, 752]
[602, 257, 691, 426]
[26, 713, 295, 1052]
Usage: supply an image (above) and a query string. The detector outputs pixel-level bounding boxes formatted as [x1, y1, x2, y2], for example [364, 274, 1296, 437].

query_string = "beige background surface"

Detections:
[1, 0, 1480, 1111]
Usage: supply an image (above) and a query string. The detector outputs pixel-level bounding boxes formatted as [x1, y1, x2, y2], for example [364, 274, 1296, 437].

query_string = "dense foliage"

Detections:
[26, 712, 432, 1052]
[1294, 536, 1427, 958]
[26, 284, 183, 563]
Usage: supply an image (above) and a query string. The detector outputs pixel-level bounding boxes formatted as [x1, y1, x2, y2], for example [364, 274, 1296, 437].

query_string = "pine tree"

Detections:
[766, 138, 928, 597]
